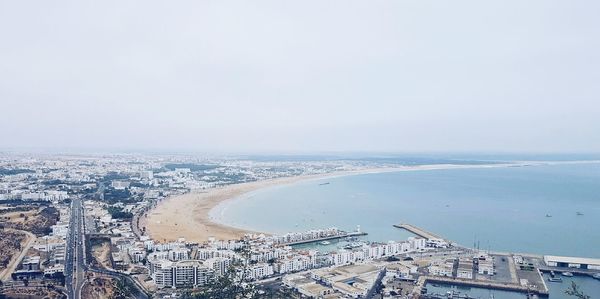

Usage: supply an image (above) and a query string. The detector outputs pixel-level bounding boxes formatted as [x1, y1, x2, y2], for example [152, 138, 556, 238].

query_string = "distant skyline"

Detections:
[1, 1, 599, 153]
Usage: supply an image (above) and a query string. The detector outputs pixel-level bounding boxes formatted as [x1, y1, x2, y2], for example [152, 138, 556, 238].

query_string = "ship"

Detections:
[342, 242, 364, 249]
[548, 271, 563, 282]
[548, 276, 563, 282]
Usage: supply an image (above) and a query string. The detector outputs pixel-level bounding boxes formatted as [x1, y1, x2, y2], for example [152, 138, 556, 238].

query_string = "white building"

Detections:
[149, 259, 214, 289]
[111, 180, 130, 190]
[456, 261, 473, 279]
[242, 263, 274, 280]
[204, 257, 232, 277]
[544, 256, 600, 270]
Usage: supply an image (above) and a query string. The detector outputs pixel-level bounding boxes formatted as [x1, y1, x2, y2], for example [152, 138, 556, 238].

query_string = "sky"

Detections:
[1, 1, 599, 153]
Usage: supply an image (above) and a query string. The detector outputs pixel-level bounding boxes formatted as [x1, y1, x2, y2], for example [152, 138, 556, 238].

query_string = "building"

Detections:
[477, 256, 494, 275]
[149, 259, 214, 289]
[429, 259, 454, 277]
[544, 255, 600, 270]
[311, 264, 385, 299]
[243, 263, 274, 280]
[111, 180, 130, 190]
[456, 260, 473, 279]
[205, 257, 232, 277]
[21, 256, 41, 271]
[140, 171, 154, 180]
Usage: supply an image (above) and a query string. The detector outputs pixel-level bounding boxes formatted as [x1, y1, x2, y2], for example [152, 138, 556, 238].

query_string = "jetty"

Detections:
[393, 223, 443, 240]
[415, 276, 549, 297]
[281, 231, 367, 246]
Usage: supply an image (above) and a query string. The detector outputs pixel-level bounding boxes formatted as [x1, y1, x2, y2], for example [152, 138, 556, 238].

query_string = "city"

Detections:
[1, 1, 599, 298]
[1, 153, 599, 298]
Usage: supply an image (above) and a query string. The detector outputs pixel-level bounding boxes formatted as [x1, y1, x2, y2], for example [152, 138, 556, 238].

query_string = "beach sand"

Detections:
[140, 168, 406, 243]
[141, 163, 518, 243]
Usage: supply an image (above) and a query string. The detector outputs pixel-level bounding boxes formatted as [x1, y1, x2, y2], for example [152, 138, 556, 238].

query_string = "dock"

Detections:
[393, 223, 443, 240]
[417, 276, 549, 296]
[282, 231, 367, 246]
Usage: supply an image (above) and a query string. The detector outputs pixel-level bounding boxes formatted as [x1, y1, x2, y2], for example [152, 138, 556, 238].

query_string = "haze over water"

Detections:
[218, 162, 600, 258]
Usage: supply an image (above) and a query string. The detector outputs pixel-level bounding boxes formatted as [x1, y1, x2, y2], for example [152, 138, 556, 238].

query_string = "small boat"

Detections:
[545, 214, 552, 217]
[562, 272, 574, 277]
[343, 242, 364, 249]
[320, 241, 331, 245]
[446, 290, 459, 298]
[593, 273, 600, 280]
[548, 276, 563, 282]
[576, 211, 584, 216]
[319, 182, 330, 186]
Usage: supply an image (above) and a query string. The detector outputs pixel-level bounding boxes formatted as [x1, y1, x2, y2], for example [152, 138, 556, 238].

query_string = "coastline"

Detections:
[141, 167, 406, 243]
[141, 163, 521, 243]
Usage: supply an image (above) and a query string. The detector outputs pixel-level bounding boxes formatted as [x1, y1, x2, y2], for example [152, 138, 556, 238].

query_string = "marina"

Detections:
[417, 274, 550, 296]
[280, 231, 367, 246]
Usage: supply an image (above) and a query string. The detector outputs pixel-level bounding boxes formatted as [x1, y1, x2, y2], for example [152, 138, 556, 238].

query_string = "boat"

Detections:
[343, 242, 364, 249]
[320, 241, 331, 245]
[576, 211, 584, 216]
[593, 273, 600, 280]
[545, 214, 552, 217]
[562, 272, 574, 277]
[548, 276, 563, 282]
[446, 290, 460, 298]
[319, 182, 330, 186]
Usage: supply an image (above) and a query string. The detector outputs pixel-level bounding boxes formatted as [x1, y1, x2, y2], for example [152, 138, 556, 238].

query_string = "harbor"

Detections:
[390, 223, 600, 298]
[281, 230, 367, 246]
[418, 275, 550, 296]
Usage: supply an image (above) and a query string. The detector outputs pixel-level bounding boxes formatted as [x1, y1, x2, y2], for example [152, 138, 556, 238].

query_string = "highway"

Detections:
[65, 197, 86, 299]
[65, 197, 149, 299]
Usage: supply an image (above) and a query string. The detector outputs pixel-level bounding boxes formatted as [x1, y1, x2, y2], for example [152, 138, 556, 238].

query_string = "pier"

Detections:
[281, 231, 367, 246]
[393, 223, 443, 240]
[417, 276, 549, 297]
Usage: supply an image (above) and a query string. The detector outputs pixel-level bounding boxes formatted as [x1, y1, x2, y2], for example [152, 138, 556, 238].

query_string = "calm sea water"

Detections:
[426, 274, 600, 299]
[218, 163, 600, 257]
[216, 162, 600, 298]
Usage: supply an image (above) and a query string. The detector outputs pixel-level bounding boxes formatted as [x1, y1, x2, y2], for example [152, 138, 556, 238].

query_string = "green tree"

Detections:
[565, 281, 590, 299]
[112, 278, 133, 299]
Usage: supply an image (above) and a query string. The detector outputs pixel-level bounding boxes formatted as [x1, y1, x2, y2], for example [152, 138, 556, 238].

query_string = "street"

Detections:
[65, 197, 86, 299]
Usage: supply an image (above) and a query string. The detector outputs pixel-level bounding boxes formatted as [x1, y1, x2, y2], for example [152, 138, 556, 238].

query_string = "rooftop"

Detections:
[544, 255, 600, 266]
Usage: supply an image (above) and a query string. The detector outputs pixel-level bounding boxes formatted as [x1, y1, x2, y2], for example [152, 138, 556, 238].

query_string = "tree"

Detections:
[113, 278, 133, 299]
[186, 243, 257, 299]
[565, 281, 590, 299]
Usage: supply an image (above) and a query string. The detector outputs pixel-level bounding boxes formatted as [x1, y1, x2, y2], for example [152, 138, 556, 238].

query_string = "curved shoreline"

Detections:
[141, 167, 406, 243]
[142, 163, 524, 243]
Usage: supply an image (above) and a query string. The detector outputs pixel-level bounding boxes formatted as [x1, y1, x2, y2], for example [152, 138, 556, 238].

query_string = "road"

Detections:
[65, 197, 86, 299]
[88, 267, 149, 299]
[66, 197, 149, 299]
[0, 229, 36, 282]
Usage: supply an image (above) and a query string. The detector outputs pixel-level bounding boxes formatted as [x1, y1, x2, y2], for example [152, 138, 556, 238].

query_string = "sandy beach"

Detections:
[141, 163, 520, 243]
[141, 167, 403, 243]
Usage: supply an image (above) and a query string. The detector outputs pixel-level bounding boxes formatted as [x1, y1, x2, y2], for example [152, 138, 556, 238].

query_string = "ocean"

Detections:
[215, 162, 600, 298]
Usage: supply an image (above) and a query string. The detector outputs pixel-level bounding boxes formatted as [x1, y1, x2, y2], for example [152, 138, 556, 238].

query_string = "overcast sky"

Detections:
[1, 1, 599, 153]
